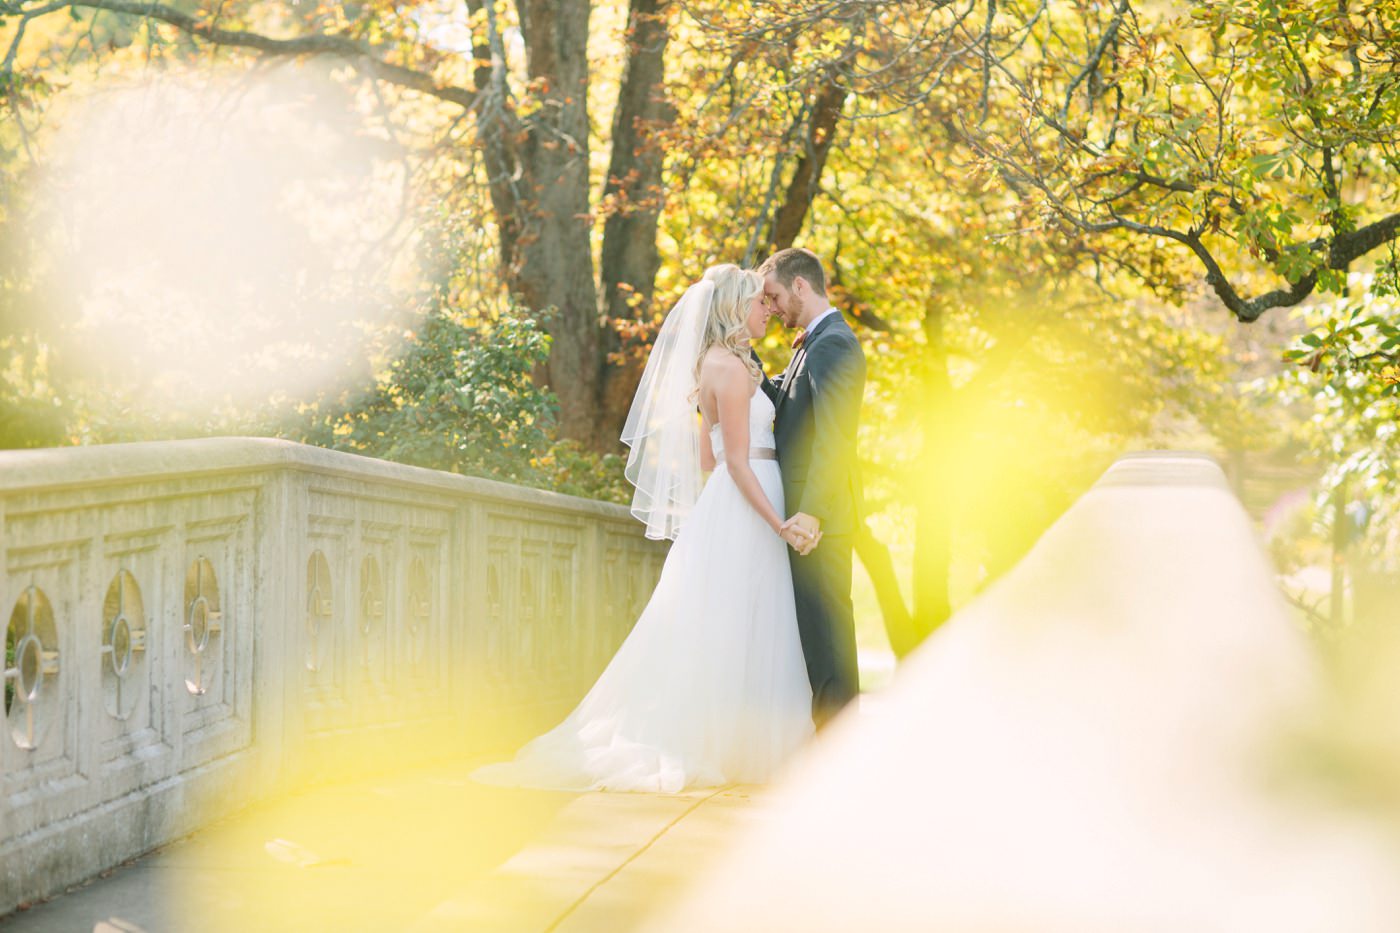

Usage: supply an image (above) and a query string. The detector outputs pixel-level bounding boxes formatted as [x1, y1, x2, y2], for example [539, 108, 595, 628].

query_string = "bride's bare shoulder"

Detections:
[699, 348, 747, 386]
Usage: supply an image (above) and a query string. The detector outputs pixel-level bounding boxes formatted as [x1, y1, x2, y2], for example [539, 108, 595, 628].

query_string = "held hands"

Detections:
[779, 512, 822, 556]
[778, 524, 813, 553]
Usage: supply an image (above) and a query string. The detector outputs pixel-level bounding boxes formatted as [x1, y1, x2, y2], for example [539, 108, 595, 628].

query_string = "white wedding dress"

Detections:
[473, 388, 814, 793]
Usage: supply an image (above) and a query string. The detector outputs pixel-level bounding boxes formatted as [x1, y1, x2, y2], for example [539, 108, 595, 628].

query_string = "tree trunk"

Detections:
[913, 299, 954, 638]
[761, 74, 926, 652]
[855, 524, 919, 657]
[597, 0, 674, 445]
[465, 0, 524, 272]
[513, 0, 602, 445]
[770, 77, 846, 252]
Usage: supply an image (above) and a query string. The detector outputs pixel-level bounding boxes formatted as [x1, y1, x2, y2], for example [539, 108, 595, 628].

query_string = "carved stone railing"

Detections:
[0, 438, 667, 914]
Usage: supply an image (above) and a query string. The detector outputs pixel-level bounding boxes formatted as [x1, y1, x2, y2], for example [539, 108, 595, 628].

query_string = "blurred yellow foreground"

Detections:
[3, 758, 768, 932]
[10, 453, 1400, 933]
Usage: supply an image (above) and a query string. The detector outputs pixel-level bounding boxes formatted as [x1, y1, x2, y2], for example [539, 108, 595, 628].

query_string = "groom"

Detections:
[757, 248, 866, 729]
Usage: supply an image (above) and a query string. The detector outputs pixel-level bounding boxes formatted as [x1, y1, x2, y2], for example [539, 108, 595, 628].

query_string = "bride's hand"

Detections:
[778, 524, 806, 549]
[781, 514, 822, 556]
[779, 524, 821, 554]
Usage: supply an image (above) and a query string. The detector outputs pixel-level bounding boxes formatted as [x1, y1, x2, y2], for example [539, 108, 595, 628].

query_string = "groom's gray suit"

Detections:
[760, 310, 866, 727]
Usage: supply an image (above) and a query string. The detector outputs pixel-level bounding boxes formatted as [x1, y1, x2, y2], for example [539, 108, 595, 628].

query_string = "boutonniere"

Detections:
[792, 330, 807, 350]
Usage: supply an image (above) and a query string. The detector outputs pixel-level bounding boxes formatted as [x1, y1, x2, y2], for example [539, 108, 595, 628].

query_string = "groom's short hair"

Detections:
[760, 248, 827, 297]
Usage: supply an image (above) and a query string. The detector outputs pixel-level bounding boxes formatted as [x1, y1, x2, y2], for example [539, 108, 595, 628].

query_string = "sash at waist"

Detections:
[715, 447, 778, 466]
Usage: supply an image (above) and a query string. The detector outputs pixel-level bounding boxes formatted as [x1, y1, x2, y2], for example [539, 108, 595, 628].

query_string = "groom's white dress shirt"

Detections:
[783, 306, 839, 384]
[804, 306, 841, 336]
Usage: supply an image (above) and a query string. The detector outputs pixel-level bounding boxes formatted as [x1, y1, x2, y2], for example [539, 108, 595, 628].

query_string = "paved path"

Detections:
[0, 761, 773, 933]
[409, 785, 768, 933]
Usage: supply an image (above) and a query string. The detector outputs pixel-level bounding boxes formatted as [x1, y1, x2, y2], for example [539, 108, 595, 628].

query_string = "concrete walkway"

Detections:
[1, 762, 775, 932]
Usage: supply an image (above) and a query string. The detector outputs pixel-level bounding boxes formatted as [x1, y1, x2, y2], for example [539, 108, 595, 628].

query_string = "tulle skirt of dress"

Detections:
[472, 460, 814, 793]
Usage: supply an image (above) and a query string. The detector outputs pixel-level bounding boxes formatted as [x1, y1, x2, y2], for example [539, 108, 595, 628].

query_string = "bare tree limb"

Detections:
[3, 0, 482, 111]
[1060, 0, 1131, 123]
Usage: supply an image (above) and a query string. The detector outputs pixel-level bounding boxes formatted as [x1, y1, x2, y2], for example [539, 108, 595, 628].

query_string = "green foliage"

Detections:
[528, 439, 632, 503]
[960, 0, 1400, 320]
[0, 336, 67, 449]
[0, 0, 1380, 571]
[1272, 280, 1400, 564]
[660, 4, 1279, 614]
[292, 303, 629, 503]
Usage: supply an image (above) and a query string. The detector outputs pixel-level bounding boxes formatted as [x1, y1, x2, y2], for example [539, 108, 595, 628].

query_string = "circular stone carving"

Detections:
[358, 556, 384, 636]
[112, 619, 132, 673]
[487, 562, 503, 621]
[5, 586, 61, 749]
[520, 564, 537, 623]
[549, 564, 569, 672]
[407, 557, 430, 637]
[306, 550, 333, 674]
[188, 600, 210, 653]
[407, 557, 431, 672]
[357, 555, 385, 675]
[183, 558, 223, 696]
[102, 570, 148, 719]
[16, 635, 41, 700]
[550, 564, 567, 622]
[484, 560, 506, 681]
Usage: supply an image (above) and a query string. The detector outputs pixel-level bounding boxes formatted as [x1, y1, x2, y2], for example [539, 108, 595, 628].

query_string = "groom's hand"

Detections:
[781, 526, 822, 555]
[779, 525, 810, 551]
[782, 513, 822, 556]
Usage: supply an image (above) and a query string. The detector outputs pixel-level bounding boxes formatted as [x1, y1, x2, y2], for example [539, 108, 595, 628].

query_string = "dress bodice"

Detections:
[710, 388, 776, 462]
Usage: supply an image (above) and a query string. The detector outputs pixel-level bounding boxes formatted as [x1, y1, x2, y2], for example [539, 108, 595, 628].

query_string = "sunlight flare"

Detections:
[31, 65, 416, 415]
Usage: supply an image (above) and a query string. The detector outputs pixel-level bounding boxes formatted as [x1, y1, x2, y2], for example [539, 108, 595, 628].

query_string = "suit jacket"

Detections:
[759, 312, 866, 537]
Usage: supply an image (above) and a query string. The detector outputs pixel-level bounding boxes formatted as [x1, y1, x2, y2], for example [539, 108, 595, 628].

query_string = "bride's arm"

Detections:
[711, 356, 785, 535]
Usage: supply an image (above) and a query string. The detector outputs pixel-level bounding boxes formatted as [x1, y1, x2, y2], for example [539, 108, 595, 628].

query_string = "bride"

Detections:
[473, 264, 815, 793]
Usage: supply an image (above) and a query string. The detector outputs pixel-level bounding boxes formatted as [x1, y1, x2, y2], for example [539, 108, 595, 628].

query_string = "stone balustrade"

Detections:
[658, 453, 1400, 932]
[0, 438, 667, 915]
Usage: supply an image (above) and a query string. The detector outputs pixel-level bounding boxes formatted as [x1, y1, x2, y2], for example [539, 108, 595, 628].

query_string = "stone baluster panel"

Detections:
[0, 438, 667, 915]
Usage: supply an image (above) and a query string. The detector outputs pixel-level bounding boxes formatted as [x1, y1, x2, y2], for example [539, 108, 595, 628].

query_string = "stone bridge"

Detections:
[4, 445, 1400, 932]
[0, 438, 667, 917]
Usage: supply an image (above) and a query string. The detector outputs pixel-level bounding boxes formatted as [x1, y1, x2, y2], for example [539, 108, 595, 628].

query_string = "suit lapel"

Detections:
[774, 312, 839, 420]
[774, 347, 806, 419]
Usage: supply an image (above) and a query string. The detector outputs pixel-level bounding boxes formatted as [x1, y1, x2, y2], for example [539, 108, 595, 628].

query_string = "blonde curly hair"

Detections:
[692, 263, 762, 394]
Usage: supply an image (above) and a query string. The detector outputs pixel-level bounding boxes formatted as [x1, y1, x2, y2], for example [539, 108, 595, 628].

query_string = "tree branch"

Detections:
[1059, 0, 1131, 123]
[769, 72, 846, 251]
[465, 0, 524, 271]
[12, 0, 481, 111]
[1334, 211, 1400, 266]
